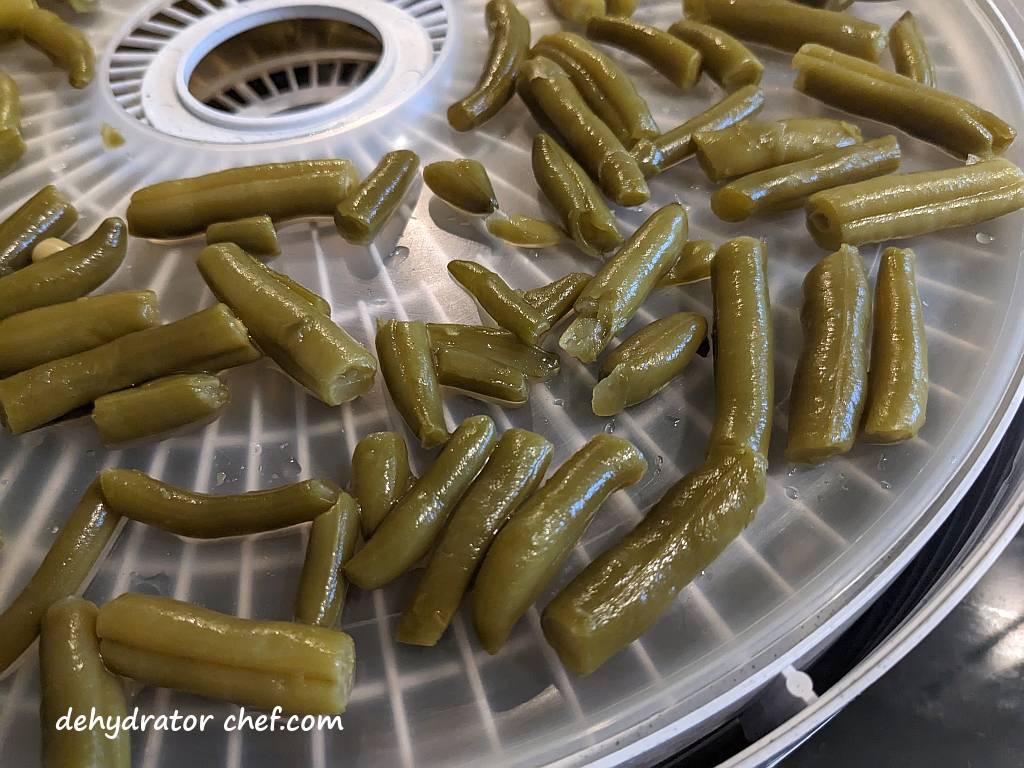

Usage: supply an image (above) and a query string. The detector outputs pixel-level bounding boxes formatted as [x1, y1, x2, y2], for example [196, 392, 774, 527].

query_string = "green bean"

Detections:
[786, 245, 870, 463]
[249, 256, 331, 316]
[473, 434, 646, 653]
[334, 150, 419, 244]
[198, 243, 376, 405]
[485, 212, 566, 248]
[711, 135, 902, 222]
[0, 217, 125, 321]
[632, 85, 765, 177]
[434, 347, 530, 406]
[862, 247, 927, 443]
[0, 6, 94, 88]
[889, 11, 933, 87]
[448, 0, 531, 131]
[397, 429, 553, 646]
[448, 260, 553, 345]
[548, 0, 604, 25]
[40, 598, 129, 768]
[585, 16, 702, 90]
[96, 593, 355, 714]
[350, 431, 414, 537]
[0, 291, 160, 376]
[0, 481, 120, 674]
[522, 271, 591, 327]
[376, 319, 450, 448]
[667, 19, 763, 93]
[593, 312, 707, 416]
[206, 215, 280, 258]
[423, 159, 499, 215]
[180, 343, 263, 375]
[684, 0, 886, 61]
[658, 239, 716, 286]
[805, 158, 1024, 249]
[560, 203, 687, 363]
[0, 71, 24, 176]
[426, 323, 560, 380]
[0, 185, 78, 275]
[295, 493, 361, 627]
[0, 304, 257, 434]
[92, 374, 230, 444]
[345, 415, 498, 589]
[127, 160, 360, 239]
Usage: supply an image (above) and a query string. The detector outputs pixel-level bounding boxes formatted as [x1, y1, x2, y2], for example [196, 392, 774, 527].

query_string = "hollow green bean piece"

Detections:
[667, 20, 763, 93]
[786, 245, 870, 463]
[434, 347, 530, 406]
[684, 0, 885, 61]
[99, 469, 340, 539]
[376, 319, 450, 448]
[127, 160, 360, 239]
[0, 291, 160, 377]
[334, 150, 419, 244]
[0, 304, 257, 434]
[448, 0, 531, 131]
[198, 243, 376, 405]
[889, 12, 933, 87]
[632, 85, 765, 177]
[711, 135, 902, 222]
[517, 56, 650, 206]
[0, 71, 24, 176]
[92, 374, 230, 444]
[522, 271, 591, 327]
[0, 185, 78, 275]
[485, 212, 566, 248]
[249, 256, 331, 316]
[805, 158, 1024, 249]
[549, 0, 603, 25]
[0, 482, 120, 674]
[448, 260, 552, 345]
[473, 434, 646, 654]
[426, 323, 560, 380]
[560, 203, 687, 363]
[96, 593, 356, 715]
[295, 493, 361, 627]
[585, 16, 701, 90]
[658, 239, 716, 286]
[398, 429, 553, 646]
[694, 118, 862, 182]
[40, 598, 129, 768]
[350, 431, 414, 537]
[863, 247, 927, 443]
[0, 6, 95, 88]
[423, 159, 499, 215]
[593, 312, 707, 416]
[345, 415, 498, 589]
[206, 215, 280, 258]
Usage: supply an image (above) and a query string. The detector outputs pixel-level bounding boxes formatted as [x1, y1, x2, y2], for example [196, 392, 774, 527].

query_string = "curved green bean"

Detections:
[0, 71, 24, 176]
[92, 374, 230, 444]
[426, 323, 560, 380]
[206, 215, 280, 258]
[334, 150, 419, 244]
[889, 11, 934, 87]
[350, 431, 414, 537]
[522, 270, 591, 327]
[667, 19, 763, 93]
[448, 260, 552, 345]
[0, 6, 94, 88]
[485, 212, 566, 248]
[0, 185, 78, 275]
[585, 16, 701, 90]
[423, 159, 498, 215]
[295, 493, 361, 627]
[376, 319, 450, 448]
[658, 239, 716, 286]
[434, 347, 530, 406]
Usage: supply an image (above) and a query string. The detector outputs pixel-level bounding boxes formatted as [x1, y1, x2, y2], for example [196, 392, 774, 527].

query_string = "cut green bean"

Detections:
[0, 6, 94, 88]
[448, 260, 553, 345]
[889, 11, 934, 87]
[548, 0, 604, 25]
[350, 431, 414, 537]
[423, 159, 498, 215]
[668, 19, 763, 92]
[522, 271, 591, 326]
[295, 493, 361, 627]
[345, 415, 498, 589]
[334, 150, 419, 244]
[249, 256, 331, 316]
[434, 347, 530, 406]
[485, 211, 566, 248]
[206, 215, 280, 258]
[92, 374, 230, 444]
[658, 239, 716, 286]
[0, 71, 24, 176]
[426, 323, 560, 380]
[376, 319, 450, 448]
[0, 185, 78, 275]
[585, 16, 701, 90]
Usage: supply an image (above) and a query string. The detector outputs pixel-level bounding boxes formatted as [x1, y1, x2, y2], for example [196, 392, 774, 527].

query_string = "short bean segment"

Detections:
[295, 493, 362, 627]
[448, 260, 552, 345]
[0, 185, 78, 275]
[585, 16, 702, 90]
[0, 5, 94, 88]
[434, 347, 530, 406]
[376, 319, 450, 448]
[889, 11, 934, 88]
[522, 270, 592, 327]
[786, 245, 871, 463]
[658, 239, 716, 286]
[473, 434, 646, 654]
[96, 593, 356, 714]
[423, 159, 499, 215]
[667, 19, 763, 93]
[426, 323, 561, 381]
[206, 215, 280, 258]
[334, 150, 420, 244]
[484, 212, 566, 248]
[350, 431, 415, 537]
[448, 0, 531, 131]
[0, 71, 25, 176]
[92, 374, 230, 444]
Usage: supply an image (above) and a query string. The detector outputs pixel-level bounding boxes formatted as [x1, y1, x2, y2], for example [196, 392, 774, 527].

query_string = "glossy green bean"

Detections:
[0, 71, 24, 176]
[92, 374, 230, 444]
[376, 319, 450, 448]
[522, 271, 591, 326]
[585, 16, 701, 90]
[667, 19, 763, 92]
[889, 11, 934, 87]
[426, 323, 560, 380]
[423, 159, 499, 215]
[350, 431, 414, 537]
[206, 215, 280, 258]
[0, 185, 78, 275]
[249, 256, 331, 315]
[0, 6, 94, 88]
[295, 493, 361, 627]
[548, 0, 604, 25]
[434, 347, 530, 406]
[658, 239, 716, 286]
[334, 150, 419, 244]
[448, 260, 553, 344]
[485, 212, 566, 248]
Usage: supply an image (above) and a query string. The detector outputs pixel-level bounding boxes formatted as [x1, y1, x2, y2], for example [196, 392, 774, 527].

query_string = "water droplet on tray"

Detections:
[389, 245, 410, 261]
[282, 458, 302, 480]
[604, 419, 616, 433]
[876, 452, 887, 470]
[215, 471, 227, 487]
[976, 232, 994, 245]
[51, 526, 59, 534]
[880, 480, 892, 490]
[665, 415, 680, 428]
[552, 398, 564, 407]
[784, 486, 800, 500]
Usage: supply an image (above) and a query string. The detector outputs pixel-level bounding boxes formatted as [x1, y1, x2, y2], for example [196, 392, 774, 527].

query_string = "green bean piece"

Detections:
[0, 71, 24, 176]
[0, 185, 78, 275]
[345, 415, 498, 589]
[295, 493, 361, 627]
[485, 212, 566, 248]
[0, 291, 160, 377]
[522, 271, 592, 327]
[426, 323, 560, 380]
[0, 6, 94, 88]
[180, 343, 263, 375]
[805, 158, 1024, 249]
[517, 56, 650, 206]
[889, 11, 934, 87]
[548, 0, 604, 25]
[434, 347, 530, 406]
[863, 247, 927, 443]
[711, 135, 902, 222]
[585, 16, 701, 90]
[658, 239, 716, 286]
[605, 0, 636, 14]
[206, 215, 281, 258]
[632, 85, 765, 177]
[0, 217, 125, 321]
[448, 0, 531, 131]
[593, 312, 707, 416]
[334, 150, 420, 244]
[667, 19, 763, 93]
[249, 256, 331, 316]
[423, 159, 499, 215]
[0, 304, 257, 434]
[397, 429, 553, 646]
[473, 434, 646, 653]
[684, 0, 885, 61]
[92, 374, 230, 444]
[96, 593, 356, 714]
[448, 260, 553, 345]
[127, 160, 360, 239]
[694, 118, 862, 182]
[786, 245, 870, 463]
[560, 203, 687, 363]
[0, 482, 120, 674]
[376, 319, 450, 448]
[198, 243, 376, 405]
[40, 598, 129, 768]
[350, 431, 414, 537]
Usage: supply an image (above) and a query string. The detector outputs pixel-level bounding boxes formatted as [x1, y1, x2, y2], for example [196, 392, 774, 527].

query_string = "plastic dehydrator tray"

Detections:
[2, 0, 1024, 766]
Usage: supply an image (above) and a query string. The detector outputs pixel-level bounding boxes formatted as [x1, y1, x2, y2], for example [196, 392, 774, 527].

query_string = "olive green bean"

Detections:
[249, 256, 331, 315]
[376, 319, 450, 448]
[423, 159, 499, 215]
[522, 271, 591, 327]
[658, 239, 716, 286]
[434, 347, 530, 406]
[448, 260, 553, 345]
[548, 0, 604, 25]
[206, 215, 280, 258]
[485, 212, 566, 248]
[426, 323, 560, 380]
[0, 71, 24, 176]
[92, 374, 230, 444]
[295, 493, 361, 627]
[889, 11, 934, 87]
[667, 19, 763, 93]
[350, 432, 414, 537]
[0, 6, 94, 88]
[334, 150, 419, 244]
[585, 16, 701, 90]
[0, 185, 78, 275]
